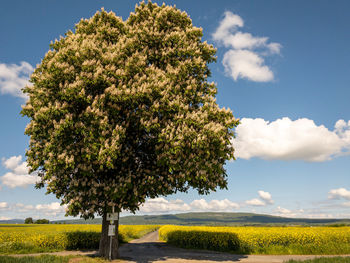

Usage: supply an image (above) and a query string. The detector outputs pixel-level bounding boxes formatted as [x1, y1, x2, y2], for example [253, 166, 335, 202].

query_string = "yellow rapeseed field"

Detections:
[0, 224, 158, 254]
[159, 225, 350, 255]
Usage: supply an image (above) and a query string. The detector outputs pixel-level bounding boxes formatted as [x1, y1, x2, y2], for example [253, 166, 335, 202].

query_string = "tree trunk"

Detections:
[99, 212, 119, 259]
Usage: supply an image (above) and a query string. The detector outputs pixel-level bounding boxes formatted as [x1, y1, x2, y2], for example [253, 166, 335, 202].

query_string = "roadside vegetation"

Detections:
[0, 255, 119, 263]
[0, 255, 70, 263]
[286, 257, 350, 263]
[0, 224, 158, 254]
[159, 225, 350, 255]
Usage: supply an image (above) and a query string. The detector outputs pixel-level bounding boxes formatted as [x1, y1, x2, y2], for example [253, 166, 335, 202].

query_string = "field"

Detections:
[0, 224, 158, 254]
[3, 223, 350, 259]
[159, 225, 350, 255]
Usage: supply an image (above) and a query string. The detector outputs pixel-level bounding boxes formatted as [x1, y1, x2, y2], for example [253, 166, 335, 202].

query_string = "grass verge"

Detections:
[286, 257, 350, 263]
[0, 255, 124, 263]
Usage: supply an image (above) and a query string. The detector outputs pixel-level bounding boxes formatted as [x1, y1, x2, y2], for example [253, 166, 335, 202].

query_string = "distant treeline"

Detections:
[25, 217, 49, 224]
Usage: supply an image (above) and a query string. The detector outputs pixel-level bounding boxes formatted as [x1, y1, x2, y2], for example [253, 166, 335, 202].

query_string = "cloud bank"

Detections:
[35, 202, 67, 216]
[141, 193, 274, 214]
[233, 118, 350, 162]
[1, 202, 67, 218]
[1, 155, 39, 188]
[274, 206, 305, 218]
[140, 197, 240, 213]
[0, 61, 33, 99]
[213, 11, 281, 82]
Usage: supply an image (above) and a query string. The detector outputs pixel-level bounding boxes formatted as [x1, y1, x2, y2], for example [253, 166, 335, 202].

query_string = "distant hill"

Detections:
[0, 219, 24, 224]
[50, 212, 350, 226]
[1, 212, 348, 226]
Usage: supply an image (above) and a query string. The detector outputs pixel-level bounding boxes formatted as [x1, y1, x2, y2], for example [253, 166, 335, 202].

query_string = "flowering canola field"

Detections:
[0, 224, 158, 254]
[159, 225, 350, 255]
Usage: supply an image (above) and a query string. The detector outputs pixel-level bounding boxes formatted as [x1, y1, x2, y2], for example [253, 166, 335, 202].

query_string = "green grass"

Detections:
[286, 257, 350, 263]
[0, 255, 70, 263]
[252, 243, 350, 255]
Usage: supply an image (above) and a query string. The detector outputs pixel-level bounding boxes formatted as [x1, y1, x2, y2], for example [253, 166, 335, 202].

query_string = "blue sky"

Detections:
[1, 0, 350, 220]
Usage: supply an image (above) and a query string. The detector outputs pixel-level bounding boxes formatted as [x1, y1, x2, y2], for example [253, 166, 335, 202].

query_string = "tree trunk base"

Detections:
[99, 212, 119, 259]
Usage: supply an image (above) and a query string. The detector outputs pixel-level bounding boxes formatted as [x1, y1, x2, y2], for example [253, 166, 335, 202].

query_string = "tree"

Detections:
[21, 1, 239, 259]
[24, 217, 33, 224]
[35, 219, 50, 224]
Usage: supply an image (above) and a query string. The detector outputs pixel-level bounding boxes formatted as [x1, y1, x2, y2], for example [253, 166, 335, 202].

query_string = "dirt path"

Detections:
[118, 231, 350, 263]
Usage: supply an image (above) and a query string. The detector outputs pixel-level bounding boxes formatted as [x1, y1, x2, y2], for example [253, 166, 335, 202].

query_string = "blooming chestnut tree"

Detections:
[21, 1, 239, 259]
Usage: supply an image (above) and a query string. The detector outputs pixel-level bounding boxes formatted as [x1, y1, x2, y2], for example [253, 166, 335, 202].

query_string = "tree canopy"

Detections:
[24, 217, 33, 224]
[21, 1, 239, 220]
[35, 219, 50, 224]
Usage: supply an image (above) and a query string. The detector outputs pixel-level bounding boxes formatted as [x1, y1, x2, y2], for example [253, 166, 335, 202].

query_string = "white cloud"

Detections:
[276, 206, 292, 214]
[140, 197, 239, 213]
[3, 155, 22, 170]
[223, 50, 274, 82]
[268, 42, 282, 54]
[0, 61, 33, 99]
[258, 190, 274, 204]
[273, 207, 340, 219]
[140, 198, 191, 213]
[246, 198, 265, 206]
[4, 202, 67, 218]
[245, 191, 274, 207]
[213, 11, 281, 82]
[0, 216, 10, 220]
[0, 202, 8, 209]
[212, 11, 243, 42]
[15, 203, 34, 212]
[1, 155, 39, 188]
[274, 206, 304, 218]
[233, 118, 350, 162]
[305, 213, 334, 219]
[222, 32, 268, 50]
[1, 173, 38, 188]
[190, 198, 240, 211]
[328, 188, 350, 200]
[12, 161, 29, 175]
[35, 202, 67, 216]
